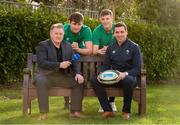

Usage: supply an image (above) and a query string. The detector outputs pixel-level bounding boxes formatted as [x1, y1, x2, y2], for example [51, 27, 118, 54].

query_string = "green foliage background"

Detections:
[0, 6, 179, 84]
[127, 22, 180, 80]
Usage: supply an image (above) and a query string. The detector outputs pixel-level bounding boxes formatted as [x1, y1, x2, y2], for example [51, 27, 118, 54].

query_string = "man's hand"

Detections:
[116, 72, 128, 81]
[59, 61, 71, 69]
[72, 42, 79, 51]
[97, 46, 107, 55]
[75, 74, 84, 84]
[97, 72, 102, 83]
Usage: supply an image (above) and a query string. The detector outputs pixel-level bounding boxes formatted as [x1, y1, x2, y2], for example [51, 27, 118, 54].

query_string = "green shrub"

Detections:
[127, 21, 180, 80]
[0, 6, 179, 84]
[0, 7, 67, 84]
[84, 18, 99, 31]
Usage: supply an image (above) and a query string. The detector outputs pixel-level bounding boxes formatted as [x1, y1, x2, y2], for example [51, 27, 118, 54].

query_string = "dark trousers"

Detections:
[33, 72, 84, 113]
[91, 75, 136, 113]
[109, 97, 115, 103]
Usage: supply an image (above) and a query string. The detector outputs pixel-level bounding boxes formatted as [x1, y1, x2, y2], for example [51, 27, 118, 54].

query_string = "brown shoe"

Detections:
[102, 111, 115, 118]
[122, 112, 130, 119]
[69, 112, 87, 118]
[38, 113, 48, 120]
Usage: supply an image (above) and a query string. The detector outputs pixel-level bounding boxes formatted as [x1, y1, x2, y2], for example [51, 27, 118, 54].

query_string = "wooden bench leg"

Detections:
[139, 88, 146, 116]
[23, 99, 28, 115]
[28, 100, 31, 115]
[64, 96, 70, 109]
[23, 86, 29, 115]
[23, 85, 31, 115]
[23, 93, 31, 115]
[23, 73, 31, 116]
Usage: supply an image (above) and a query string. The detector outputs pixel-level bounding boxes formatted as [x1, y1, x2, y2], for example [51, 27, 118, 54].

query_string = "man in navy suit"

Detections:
[34, 23, 85, 120]
[91, 22, 141, 119]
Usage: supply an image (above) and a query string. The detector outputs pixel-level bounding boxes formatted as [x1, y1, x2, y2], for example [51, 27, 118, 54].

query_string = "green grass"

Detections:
[0, 84, 180, 124]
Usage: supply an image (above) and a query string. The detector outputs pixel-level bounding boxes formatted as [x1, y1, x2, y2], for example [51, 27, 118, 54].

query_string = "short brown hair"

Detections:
[115, 22, 128, 32]
[99, 9, 113, 17]
[69, 12, 84, 23]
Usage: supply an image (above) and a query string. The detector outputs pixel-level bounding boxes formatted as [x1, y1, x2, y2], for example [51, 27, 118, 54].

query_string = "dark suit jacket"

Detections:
[35, 39, 81, 76]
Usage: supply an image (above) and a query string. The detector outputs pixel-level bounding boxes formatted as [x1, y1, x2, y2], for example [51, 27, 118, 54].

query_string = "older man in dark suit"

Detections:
[33, 23, 85, 120]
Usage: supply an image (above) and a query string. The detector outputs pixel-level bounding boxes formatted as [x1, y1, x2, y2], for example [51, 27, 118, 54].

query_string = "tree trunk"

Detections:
[104, 0, 116, 17]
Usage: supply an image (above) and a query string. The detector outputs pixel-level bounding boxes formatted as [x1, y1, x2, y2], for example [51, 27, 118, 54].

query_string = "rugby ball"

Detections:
[98, 70, 120, 85]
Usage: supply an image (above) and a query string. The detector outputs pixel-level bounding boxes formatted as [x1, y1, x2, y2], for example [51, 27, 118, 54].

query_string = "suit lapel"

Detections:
[61, 42, 65, 61]
[48, 39, 57, 61]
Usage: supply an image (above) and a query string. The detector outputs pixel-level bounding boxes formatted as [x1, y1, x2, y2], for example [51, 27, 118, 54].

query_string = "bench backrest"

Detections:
[27, 53, 145, 88]
[27, 53, 104, 87]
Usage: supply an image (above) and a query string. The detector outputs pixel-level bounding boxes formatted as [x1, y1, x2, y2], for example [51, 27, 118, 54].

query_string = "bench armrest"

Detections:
[139, 68, 147, 88]
[23, 68, 31, 74]
[23, 68, 32, 87]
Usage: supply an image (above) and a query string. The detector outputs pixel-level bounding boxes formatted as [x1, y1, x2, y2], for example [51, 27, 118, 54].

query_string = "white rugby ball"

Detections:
[98, 70, 120, 85]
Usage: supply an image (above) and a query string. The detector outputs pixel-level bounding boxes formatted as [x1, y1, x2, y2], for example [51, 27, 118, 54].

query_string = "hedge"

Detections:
[0, 6, 179, 84]
[127, 21, 180, 80]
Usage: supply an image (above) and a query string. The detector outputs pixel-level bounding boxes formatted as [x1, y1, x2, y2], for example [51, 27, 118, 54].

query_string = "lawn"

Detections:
[0, 83, 180, 124]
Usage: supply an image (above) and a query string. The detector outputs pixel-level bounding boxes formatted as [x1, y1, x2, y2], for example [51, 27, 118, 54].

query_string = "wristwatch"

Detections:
[125, 72, 128, 76]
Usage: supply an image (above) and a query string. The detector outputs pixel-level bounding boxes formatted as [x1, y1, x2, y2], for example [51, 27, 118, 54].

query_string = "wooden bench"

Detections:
[23, 53, 146, 116]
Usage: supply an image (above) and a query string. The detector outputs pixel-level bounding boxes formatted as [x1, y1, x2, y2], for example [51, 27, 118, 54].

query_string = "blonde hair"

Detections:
[50, 23, 64, 31]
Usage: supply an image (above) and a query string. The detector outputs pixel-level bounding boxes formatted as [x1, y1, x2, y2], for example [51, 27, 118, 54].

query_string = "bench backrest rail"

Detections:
[26, 53, 146, 88]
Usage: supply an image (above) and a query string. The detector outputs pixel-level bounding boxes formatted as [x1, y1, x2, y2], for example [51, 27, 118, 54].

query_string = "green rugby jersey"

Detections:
[92, 24, 115, 48]
[64, 24, 92, 48]
[93, 24, 114, 48]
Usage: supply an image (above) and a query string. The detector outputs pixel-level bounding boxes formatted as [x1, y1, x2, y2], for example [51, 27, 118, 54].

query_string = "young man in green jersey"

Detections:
[64, 12, 92, 55]
[63, 12, 93, 109]
[92, 9, 117, 112]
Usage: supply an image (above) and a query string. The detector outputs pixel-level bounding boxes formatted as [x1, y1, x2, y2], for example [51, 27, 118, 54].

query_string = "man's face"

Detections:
[114, 26, 128, 43]
[99, 15, 113, 30]
[70, 21, 83, 34]
[50, 27, 64, 44]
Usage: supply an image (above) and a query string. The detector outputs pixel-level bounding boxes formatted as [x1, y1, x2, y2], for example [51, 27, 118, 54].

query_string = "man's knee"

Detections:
[122, 76, 136, 88]
[34, 76, 50, 88]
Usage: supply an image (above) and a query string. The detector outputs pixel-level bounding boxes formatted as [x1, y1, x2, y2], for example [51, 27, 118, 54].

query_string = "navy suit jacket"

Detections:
[35, 39, 81, 76]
